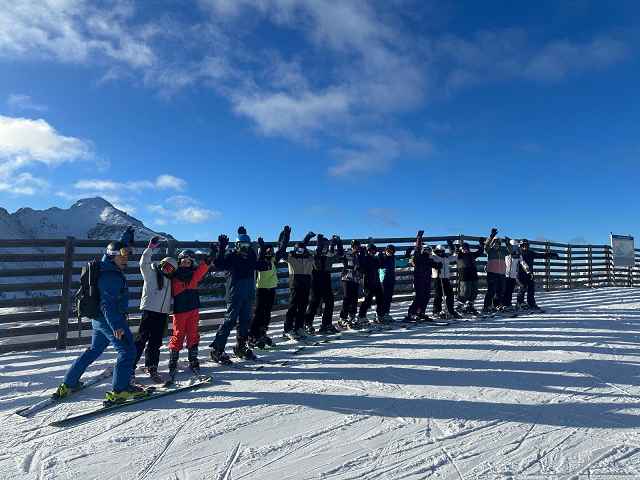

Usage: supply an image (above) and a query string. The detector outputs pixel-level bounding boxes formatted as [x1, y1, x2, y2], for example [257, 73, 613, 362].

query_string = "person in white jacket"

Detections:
[134, 236, 176, 382]
[503, 240, 529, 310]
[431, 242, 461, 319]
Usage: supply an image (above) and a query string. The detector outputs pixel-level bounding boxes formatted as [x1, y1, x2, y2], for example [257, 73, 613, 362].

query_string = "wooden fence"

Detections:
[1, 235, 639, 353]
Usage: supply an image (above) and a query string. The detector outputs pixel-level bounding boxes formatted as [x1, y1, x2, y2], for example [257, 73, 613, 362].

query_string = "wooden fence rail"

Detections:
[1, 235, 638, 353]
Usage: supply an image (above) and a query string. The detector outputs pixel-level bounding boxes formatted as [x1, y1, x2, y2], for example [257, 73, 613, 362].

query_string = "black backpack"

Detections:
[76, 260, 101, 319]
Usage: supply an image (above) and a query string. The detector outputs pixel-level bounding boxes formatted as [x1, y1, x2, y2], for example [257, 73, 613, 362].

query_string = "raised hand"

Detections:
[147, 236, 160, 249]
[218, 234, 229, 249]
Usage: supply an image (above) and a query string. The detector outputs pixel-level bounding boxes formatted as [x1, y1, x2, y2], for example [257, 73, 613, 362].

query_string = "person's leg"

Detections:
[305, 273, 322, 327]
[433, 278, 443, 314]
[408, 275, 424, 317]
[340, 281, 350, 319]
[516, 277, 527, 306]
[185, 310, 200, 350]
[250, 288, 267, 339]
[527, 277, 537, 307]
[284, 284, 297, 332]
[211, 293, 239, 351]
[63, 319, 110, 387]
[262, 288, 276, 337]
[358, 287, 373, 318]
[373, 283, 385, 317]
[238, 281, 253, 340]
[295, 281, 311, 331]
[96, 322, 136, 392]
[444, 279, 455, 314]
[494, 275, 505, 308]
[134, 310, 153, 369]
[484, 273, 497, 311]
[169, 313, 187, 352]
[321, 276, 335, 328]
[145, 311, 168, 369]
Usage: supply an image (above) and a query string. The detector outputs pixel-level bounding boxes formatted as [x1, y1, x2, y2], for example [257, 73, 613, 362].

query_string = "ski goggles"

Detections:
[106, 247, 132, 257]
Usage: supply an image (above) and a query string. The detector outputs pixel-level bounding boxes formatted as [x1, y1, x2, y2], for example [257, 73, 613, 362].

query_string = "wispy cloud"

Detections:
[7, 94, 48, 112]
[74, 175, 186, 192]
[148, 202, 221, 224]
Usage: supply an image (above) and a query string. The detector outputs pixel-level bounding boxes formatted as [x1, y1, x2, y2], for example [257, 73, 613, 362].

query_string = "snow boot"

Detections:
[210, 348, 232, 366]
[304, 323, 316, 335]
[53, 382, 83, 399]
[187, 346, 201, 375]
[233, 338, 257, 361]
[168, 349, 180, 381]
[147, 366, 163, 384]
[318, 324, 340, 335]
[260, 335, 274, 346]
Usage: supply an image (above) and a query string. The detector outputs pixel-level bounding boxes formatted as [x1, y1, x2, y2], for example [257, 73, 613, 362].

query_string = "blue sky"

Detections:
[0, 0, 638, 244]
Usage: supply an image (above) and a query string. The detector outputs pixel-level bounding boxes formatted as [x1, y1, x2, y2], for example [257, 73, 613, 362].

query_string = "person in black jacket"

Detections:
[337, 239, 366, 329]
[305, 233, 340, 335]
[517, 239, 560, 310]
[210, 226, 264, 365]
[358, 242, 385, 324]
[455, 240, 485, 315]
[404, 230, 436, 322]
[379, 244, 404, 321]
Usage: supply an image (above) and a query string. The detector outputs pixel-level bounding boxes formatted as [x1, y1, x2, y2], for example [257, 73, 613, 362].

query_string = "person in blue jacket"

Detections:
[55, 227, 145, 403]
[210, 226, 265, 365]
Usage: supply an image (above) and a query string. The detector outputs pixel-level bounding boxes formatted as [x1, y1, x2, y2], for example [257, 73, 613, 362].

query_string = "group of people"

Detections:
[55, 226, 558, 403]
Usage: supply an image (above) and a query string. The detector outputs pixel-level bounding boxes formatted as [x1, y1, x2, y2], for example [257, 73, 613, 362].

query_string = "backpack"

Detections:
[76, 260, 101, 319]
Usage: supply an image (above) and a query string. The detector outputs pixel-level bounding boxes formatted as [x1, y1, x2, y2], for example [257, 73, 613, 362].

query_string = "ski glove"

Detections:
[218, 234, 229, 250]
[148, 236, 160, 249]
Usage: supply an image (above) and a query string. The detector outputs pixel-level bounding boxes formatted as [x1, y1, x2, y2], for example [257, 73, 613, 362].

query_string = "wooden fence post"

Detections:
[57, 236, 75, 350]
[587, 246, 593, 288]
[544, 242, 551, 290]
[566, 245, 572, 289]
[605, 246, 612, 287]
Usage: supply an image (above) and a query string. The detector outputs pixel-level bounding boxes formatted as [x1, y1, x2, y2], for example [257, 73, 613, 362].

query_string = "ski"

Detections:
[49, 376, 213, 427]
[15, 366, 114, 418]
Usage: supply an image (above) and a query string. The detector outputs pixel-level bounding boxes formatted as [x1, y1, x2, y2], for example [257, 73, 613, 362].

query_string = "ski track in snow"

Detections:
[3, 287, 640, 478]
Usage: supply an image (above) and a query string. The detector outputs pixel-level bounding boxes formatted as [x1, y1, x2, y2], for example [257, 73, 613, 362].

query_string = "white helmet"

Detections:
[435, 244, 445, 252]
[510, 239, 518, 246]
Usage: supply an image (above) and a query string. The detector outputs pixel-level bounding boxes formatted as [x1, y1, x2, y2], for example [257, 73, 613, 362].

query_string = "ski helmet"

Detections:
[520, 239, 530, 248]
[510, 239, 518, 246]
[236, 233, 252, 251]
[178, 249, 196, 264]
[105, 241, 131, 257]
[435, 244, 445, 253]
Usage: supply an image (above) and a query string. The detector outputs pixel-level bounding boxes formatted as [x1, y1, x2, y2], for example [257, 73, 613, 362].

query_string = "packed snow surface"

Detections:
[2, 287, 640, 479]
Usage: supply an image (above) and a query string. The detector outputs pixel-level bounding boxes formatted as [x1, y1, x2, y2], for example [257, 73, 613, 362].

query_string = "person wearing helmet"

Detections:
[482, 228, 513, 314]
[431, 241, 461, 319]
[516, 239, 560, 310]
[134, 236, 176, 383]
[378, 244, 408, 321]
[279, 227, 317, 339]
[248, 231, 288, 348]
[57, 227, 147, 403]
[304, 233, 341, 335]
[168, 244, 214, 380]
[454, 240, 485, 315]
[210, 226, 262, 364]
[358, 242, 385, 324]
[337, 238, 366, 329]
[503, 239, 528, 311]
[404, 230, 437, 322]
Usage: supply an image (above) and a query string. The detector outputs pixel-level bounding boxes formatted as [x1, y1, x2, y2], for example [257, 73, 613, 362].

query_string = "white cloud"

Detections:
[147, 202, 221, 224]
[7, 94, 48, 112]
[0, 115, 92, 195]
[74, 175, 187, 192]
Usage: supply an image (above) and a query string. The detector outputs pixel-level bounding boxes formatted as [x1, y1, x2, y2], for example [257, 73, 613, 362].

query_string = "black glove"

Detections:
[257, 237, 265, 249]
[303, 231, 316, 245]
[218, 234, 229, 250]
[283, 225, 291, 236]
[490, 228, 498, 237]
[237, 226, 247, 235]
[417, 230, 424, 238]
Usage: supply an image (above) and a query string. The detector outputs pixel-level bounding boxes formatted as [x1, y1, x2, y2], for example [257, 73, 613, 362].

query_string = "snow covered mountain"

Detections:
[0, 197, 171, 241]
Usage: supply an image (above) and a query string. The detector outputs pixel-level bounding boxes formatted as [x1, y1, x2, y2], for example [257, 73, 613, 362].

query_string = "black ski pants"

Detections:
[380, 277, 395, 316]
[433, 278, 455, 315]
[340, 280, 359, 319]
[483, 272, 505, 310]
[285, 275, 311, 332]
[250, 287, 276, 339]
[517, 275, 537, 307]
[305, 271, 335, 328]
[408, 274, 431, 317]
[358, 282, 384, 318]
[503, 278, 517, 307]
[134, 310, 169, 369]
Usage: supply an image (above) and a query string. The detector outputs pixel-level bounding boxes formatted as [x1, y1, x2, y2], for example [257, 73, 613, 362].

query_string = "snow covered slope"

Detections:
[0, 197, 169, 240]
[2, 288, 640, 479]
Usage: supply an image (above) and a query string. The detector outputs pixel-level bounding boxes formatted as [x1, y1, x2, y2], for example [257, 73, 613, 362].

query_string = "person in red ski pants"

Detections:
[168, 248, 212, 380]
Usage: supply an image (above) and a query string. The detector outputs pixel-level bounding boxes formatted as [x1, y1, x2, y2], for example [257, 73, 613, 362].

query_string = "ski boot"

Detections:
[260, 335, 274, 346]
[210, 347, 232, 366]
[337, 318, 350, 330]
[233, 338, 257, 361]
[167, 349, 180, 383]
[304, 323, 316, 336]
[146, 366, 164, 384]
[53, 382, 83, 399]
[248, 335, 266, 349]
[188, 346, 201, 375]
[104, 384, 149, 405]
[318, 323, 340, 335]
[348, 316, 362, 330]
